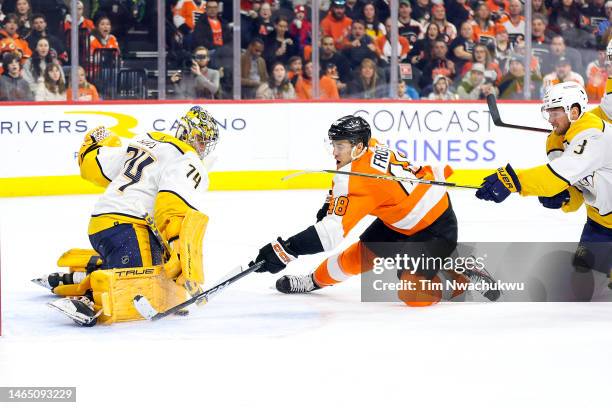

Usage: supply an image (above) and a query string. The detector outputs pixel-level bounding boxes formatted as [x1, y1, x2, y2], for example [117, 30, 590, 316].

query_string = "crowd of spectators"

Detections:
[0, 0, 610, 101]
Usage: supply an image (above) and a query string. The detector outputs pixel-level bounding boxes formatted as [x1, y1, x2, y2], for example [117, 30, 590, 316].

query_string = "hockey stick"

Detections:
[282, 169, 481, 189]
[133, 261, 264, 321]
[486, 94, 550, 133]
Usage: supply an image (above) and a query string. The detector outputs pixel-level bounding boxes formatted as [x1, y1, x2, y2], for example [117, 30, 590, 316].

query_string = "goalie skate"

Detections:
[32, 272, 86, 290]
[48, 296, 101, 327]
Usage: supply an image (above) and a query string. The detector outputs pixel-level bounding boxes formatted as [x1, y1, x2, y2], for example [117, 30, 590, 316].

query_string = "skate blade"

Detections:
[31, 277, 52, 290]
[47, 298, 95, 326]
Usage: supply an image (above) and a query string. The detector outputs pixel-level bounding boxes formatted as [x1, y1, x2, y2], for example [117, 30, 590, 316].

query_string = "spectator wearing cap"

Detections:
[361, 1, 385, 40]
[498, 54, 542, 99]
[0, 51, 32, 101]
[426, 75, 458, 100]
[426, 3, 457, 43]
[0, 13, 31, 59]
[460, 44, 502, 84]
[412, 0, 431, 26]
[264, 16, 299, 67]
[472, 2, 505, 46]
[342, 19, 380, 68]
[544, 34, 583, 77]
[456, 62, 499, 99]
[398, 0, 424, 47]
[241, 38, 268, 99]
[26, 14, 67, 64]
[376, 17, 411, 64]
[321, 0, 353, 50]
[193, 0, 230, 51]
[450, 21, 475, 73]
[498, 0, 525, 37]
[64, 1, 95, 34]
[320, 35, 352, 84]
[256, 61, 296, 100]
[296, 60, 340, 99]
[419, 38, 456, 89]
[347, 57, 386, 98]
[289, 4, 312, 51]
[542, 56, 585, 93]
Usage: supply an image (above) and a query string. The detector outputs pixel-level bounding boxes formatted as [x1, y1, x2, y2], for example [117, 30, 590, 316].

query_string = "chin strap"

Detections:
[350, 145, 367, 161]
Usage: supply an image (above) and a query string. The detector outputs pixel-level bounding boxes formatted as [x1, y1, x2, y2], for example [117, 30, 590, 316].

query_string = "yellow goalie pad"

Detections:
[89, 265, 186, 324]
[52, 248, 103, 297]
[179, 209, 209, 285]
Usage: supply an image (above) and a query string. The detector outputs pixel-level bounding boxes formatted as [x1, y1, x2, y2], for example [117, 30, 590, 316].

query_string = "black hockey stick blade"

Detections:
[133, 261, 264, 321]
[486, 94, 550, 133]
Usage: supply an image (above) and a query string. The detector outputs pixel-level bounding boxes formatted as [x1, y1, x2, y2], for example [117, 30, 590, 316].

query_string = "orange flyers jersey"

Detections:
[173, 0, 207, 31]
[313, 140, 453, 251]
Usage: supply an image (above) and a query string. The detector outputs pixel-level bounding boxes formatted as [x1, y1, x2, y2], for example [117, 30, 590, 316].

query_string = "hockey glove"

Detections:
[252, 238, 297, 274]
[475, 164, 521, 203]
[538, 190, 570, 209]
[316, 191, 332, 222]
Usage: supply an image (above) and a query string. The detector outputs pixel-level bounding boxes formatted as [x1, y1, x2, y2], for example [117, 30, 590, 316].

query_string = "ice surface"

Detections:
[0, 190, 610, 408]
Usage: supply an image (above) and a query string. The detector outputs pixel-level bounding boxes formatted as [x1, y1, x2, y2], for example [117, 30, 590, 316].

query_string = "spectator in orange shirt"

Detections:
[67, 66, 100, 101]
[376, 17, 411, 64]
[193, 0, 230, 51]
[89, 15, 120, 57]
[472, 2, 505, 46]
[487, 0, 509, 15]
[321, 0, 353, 51]
[585, 43, 609, 100]
[0, 13, 31, 59]
[295, 60, 339, 99]
[498, 0, 525, 37]
[64, 1, 95, 34]
[173, 0, 206, 34]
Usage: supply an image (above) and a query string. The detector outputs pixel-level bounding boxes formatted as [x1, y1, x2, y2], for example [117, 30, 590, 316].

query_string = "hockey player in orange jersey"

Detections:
[251, 115, 498, 306]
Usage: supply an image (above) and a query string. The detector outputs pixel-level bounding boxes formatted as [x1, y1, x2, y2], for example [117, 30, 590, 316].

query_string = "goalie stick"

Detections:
[486, 94, 550, 133]
[282, 169, 481, 189]
[133, 261, 264, 321]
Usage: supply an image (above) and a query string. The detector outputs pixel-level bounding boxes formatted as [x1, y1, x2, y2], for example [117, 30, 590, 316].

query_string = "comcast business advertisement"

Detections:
[0, 101, 557, 178]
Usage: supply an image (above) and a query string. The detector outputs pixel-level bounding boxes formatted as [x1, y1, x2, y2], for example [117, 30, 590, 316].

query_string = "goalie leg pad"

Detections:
[179, 209, 209, 285]
[90, 266, 187, 324]
[57, 248, 103, 272]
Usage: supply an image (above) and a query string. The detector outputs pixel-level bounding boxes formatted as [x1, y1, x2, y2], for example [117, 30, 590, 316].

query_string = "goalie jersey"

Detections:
[79, 131, 209, 241]
[314, 139, 453, 251]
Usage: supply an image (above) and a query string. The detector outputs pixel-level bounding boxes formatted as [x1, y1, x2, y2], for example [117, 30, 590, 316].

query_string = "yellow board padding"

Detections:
[89, 265, 186, 324]
[0, 169, 492, 197]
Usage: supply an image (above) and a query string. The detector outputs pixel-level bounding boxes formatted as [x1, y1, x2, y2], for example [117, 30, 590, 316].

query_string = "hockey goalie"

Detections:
[32, 106, 219, 326]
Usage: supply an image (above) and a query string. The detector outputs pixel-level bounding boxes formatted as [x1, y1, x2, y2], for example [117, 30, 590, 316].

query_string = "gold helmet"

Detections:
[176, 106, 219, 159]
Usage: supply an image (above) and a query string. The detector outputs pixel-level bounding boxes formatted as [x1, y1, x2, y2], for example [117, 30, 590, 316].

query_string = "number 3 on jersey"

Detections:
[118, 146, 155, 192]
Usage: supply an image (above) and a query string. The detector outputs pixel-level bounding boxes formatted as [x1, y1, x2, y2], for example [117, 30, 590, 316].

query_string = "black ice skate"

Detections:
[32, 272, 87, 291]
[48, 296, 100, 327]
[276, 274, 321, 294]
[463, 257, 502, 301]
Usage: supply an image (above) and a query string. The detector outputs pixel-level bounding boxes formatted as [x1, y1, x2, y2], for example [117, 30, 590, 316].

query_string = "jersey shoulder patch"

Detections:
[369, 143, 391, 173]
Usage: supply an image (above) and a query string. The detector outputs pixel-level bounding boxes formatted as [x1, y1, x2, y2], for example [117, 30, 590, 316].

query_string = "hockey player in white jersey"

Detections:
[476, 82, 612, 277]
[39, 106, 219, 326]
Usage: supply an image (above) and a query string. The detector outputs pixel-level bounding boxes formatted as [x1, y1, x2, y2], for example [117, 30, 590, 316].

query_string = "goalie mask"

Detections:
[176, 106, 219, 159]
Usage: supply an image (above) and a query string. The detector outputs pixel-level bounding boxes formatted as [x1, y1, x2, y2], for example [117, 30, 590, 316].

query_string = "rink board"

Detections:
[0, 100, 553, 196]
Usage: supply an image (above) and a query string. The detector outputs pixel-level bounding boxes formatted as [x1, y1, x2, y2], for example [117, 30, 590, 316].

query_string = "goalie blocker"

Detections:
[43, 209, 209, 326]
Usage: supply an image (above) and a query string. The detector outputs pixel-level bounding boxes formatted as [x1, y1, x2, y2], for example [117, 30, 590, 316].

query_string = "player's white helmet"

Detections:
[176, 106, 219, 159]
[541, 82, 588, 123]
